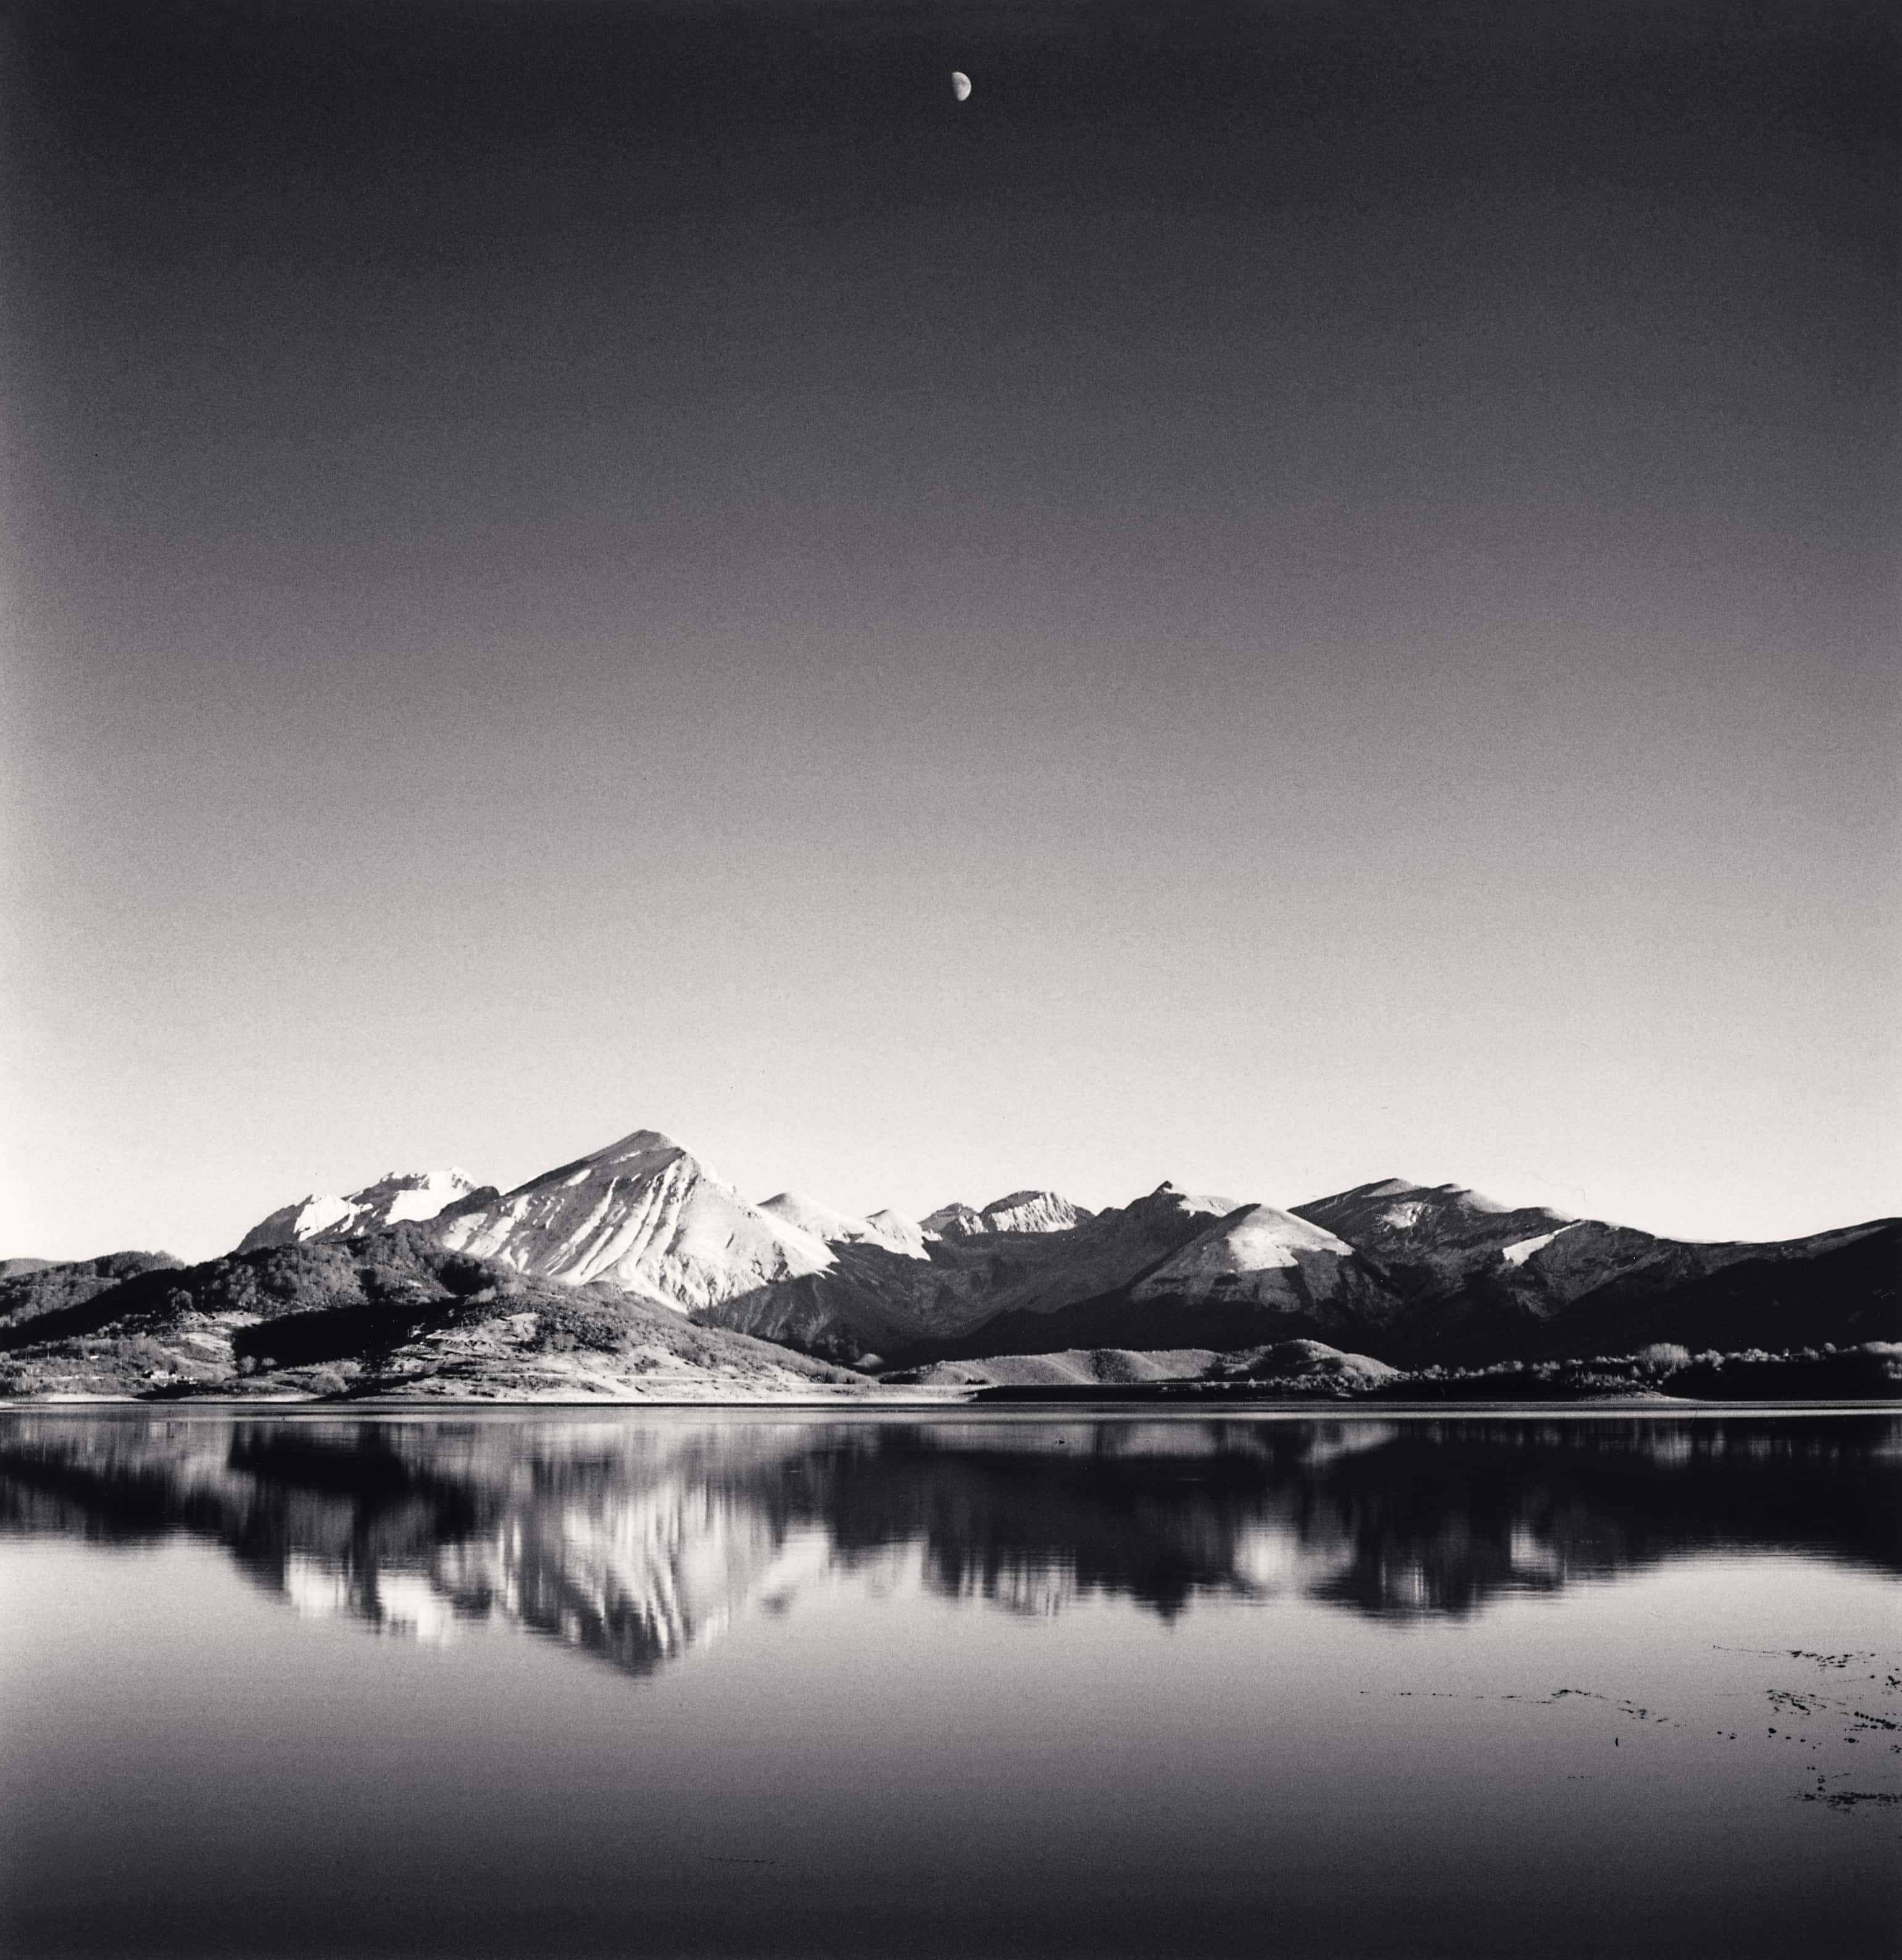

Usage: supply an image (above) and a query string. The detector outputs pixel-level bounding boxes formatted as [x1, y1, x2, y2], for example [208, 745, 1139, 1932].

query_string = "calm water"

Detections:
[1, 1410, 1896, 1959]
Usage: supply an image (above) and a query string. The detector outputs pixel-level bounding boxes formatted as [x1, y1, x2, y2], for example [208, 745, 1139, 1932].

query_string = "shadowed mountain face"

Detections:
[14, 1147, 1896, 1390]
[0, 1252, 182, 1331]
[701, 1173, 1900, 1368]
[696, 1183, 1403, 1361]
[1282, 1180, 1902, 1362]
[2, 1413, 1893, 1677]
[202, 1133, 1900, 1374]
[0, 1230, 868, 1401]
[918, 1195, 1901, 1370]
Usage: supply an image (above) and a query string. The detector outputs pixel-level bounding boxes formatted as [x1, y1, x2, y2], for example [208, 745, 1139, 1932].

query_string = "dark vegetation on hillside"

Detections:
[0, 1231, 863, 1399]
[0, 1251, 182, 1330]
[1374, 1225, 1902, 1366]
[894, 1221, 1902, 1372]
[1, 1218, 1895, 1402]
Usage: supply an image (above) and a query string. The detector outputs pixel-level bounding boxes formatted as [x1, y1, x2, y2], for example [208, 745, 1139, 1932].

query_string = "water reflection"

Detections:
[0, 1413, 1894, 1676]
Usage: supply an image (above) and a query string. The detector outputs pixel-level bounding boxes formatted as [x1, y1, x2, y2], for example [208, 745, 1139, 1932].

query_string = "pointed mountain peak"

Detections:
[605, 1125, 684, 1151]
[581, 1127, 695, 1168]
[1222, 1202, 1355, 1253]
[434, 1131, 828, 1306]
[507, 1127, 715, 1199]
[980, 1190, 1090, 1234]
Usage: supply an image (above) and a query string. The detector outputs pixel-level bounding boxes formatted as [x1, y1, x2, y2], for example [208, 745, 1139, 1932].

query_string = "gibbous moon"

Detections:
[951, 70, 972, 101]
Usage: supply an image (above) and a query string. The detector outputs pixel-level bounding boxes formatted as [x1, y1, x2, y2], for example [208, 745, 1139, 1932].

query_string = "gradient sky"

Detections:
[4, 0, 1896, 1261]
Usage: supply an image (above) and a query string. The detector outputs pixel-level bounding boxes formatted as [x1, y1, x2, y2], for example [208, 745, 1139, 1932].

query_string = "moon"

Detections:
[951, 70, 971, 101]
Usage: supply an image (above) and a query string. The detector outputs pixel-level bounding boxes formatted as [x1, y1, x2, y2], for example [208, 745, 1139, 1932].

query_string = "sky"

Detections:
[2, 0, 1896, 1261]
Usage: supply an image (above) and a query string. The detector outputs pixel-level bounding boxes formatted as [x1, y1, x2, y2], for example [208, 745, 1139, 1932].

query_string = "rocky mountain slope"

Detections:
[921, 1192, 1092, 1238]
[1288, 1177, 1901, 1364]
[697, 1182, 1248, 1361]
[238, 1169, 480, 1251]
[0, 1228, 869, 1401]
[1292, 1179, 1575, 1288]
[912, 1198, 1405, 1364]
[428, 1130, 837, 1310]
[1133, 1203, 1394, 1319]
[15, 1129, 1894, 1398]
[699, 1165, 1894, 1372]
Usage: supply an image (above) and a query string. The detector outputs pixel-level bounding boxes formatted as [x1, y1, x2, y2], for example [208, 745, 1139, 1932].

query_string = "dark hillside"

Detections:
[0, 1229, 865, 1400]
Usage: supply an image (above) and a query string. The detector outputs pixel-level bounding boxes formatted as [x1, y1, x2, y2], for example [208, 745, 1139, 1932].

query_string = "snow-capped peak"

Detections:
[236, 1168, 481, 1253]
[922, 1191, 1092, 1238]
[537, 1129, 696, 1182]
[430, 1127, 833, 1310]
[979, 1190, 1092, 1234]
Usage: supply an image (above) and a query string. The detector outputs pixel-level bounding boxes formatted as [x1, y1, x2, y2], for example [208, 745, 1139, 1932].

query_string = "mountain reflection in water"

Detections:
[0, 1413, 1894, 1679]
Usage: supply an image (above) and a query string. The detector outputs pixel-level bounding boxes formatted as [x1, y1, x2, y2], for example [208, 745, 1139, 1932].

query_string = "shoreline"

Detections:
[1, 1395, 1895, 1418]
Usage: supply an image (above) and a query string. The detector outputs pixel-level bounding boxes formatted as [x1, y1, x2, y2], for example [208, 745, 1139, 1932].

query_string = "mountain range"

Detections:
[1, 1124, 1895, 1400]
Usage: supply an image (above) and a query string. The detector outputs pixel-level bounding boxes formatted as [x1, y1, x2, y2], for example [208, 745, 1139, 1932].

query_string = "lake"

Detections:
[1, 1409, 1896, 1958]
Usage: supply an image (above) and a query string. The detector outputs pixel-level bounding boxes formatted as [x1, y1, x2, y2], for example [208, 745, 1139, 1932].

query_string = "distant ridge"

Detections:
[119, 1128, 1900, 1387]
[921, 1190, 1092, 1238]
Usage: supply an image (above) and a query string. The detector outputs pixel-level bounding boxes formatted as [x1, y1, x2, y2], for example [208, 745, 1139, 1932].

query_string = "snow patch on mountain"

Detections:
[982, 1190, 1094, 1234]
[238, 1169, 481, 1253]
[1502, 1224, 1579, 1266]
